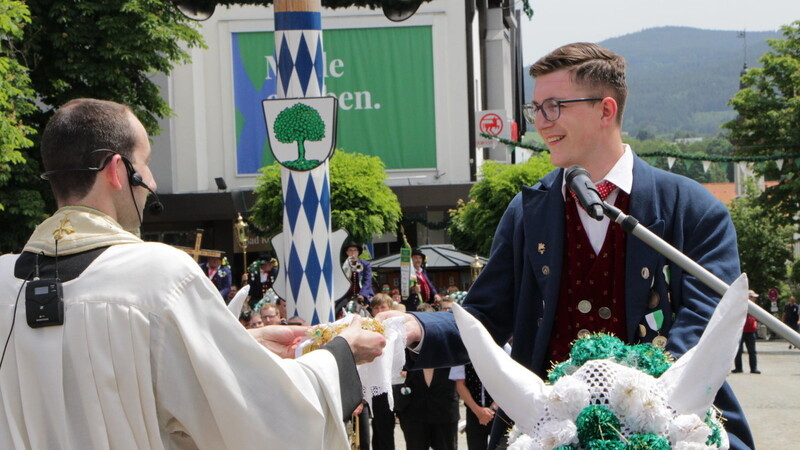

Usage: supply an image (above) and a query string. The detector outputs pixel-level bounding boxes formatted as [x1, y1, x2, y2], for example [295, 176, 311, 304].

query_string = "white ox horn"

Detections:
[452, 303, 549, 434]
[658, 274, 749, 416]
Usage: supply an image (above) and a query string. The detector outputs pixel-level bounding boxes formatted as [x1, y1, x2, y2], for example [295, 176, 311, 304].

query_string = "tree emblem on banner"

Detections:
[262, 97, 338, 171]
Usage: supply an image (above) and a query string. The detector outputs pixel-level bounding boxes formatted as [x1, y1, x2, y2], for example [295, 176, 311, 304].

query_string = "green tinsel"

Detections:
[614, 343, 673, 378]
[570, 334, 625, 366]
[554, 446, 576, 450]
[478, 132, 800, 163]
[576, 405, 622, 443]
[705, 410, 724, 447]
[585, 440, 626, 450]
[547, 360, 576, 383]
[625, 433, 670, 450]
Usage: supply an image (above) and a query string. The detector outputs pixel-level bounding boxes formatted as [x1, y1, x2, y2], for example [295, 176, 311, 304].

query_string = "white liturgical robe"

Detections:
[0, 207, 351, 449]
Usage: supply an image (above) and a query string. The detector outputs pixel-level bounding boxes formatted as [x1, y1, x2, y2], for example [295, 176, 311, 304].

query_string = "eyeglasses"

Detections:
[522, 97, 603, 124]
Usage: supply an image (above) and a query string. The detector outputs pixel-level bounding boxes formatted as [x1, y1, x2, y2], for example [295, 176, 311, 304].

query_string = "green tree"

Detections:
[789, 258, 800, 293]
[0, 1, 37, 207]
[0, 1, 43, 250]
[273, 103, 326, 170]
[0, 1, 205, 252]
[250, 150, 401, 245]
[449, 154, 555, 255]
[724, 21, 800, 225]
[729, 184, 793, 299]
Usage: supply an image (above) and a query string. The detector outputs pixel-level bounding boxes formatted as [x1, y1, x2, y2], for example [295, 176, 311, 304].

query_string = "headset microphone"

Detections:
[131, 173, 164, 215]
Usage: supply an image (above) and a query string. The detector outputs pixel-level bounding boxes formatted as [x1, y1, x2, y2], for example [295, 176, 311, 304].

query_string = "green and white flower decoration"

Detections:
[452, 275, 751, 450]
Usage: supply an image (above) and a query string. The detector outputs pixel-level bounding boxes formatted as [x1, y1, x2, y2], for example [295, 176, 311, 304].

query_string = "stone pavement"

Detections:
[727, 338, 800, 449]
[385, 339, 797, 449]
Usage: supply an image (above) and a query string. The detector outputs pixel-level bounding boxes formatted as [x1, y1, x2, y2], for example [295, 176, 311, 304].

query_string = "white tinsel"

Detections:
[669, 414, 712, 445]
[673, 442, 715, 450]
[610, 371, 671, 434]
[538, 420, 578, 448]
[507, 431, 539, 450]
[547, 376, 590, 421]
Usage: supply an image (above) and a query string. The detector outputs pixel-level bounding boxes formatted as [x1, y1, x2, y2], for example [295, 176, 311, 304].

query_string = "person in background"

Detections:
[397, 362, 460, 450]
[248, 256, 278, 308]
[449, 362, 496, 450]
[408, 248, 439, 308]
[227, 284, 239, 304]
[370, 293, 393, 316]
[260, 303, 282, 326]
[273, 297, 287, 321]
[733, 290, 761, 374]
[782, 295, 800, 349]
[199, 255, 231, 301]
[247, 312, 264, 329]
[366, 297, 399, 450]
[342, 242, 375, 301]
[439, 297, 455, 312]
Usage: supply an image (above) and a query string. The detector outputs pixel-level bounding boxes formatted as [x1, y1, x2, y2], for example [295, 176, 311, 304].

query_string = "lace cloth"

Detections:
[357, 316, 406, 410]
[295, 314, 407, 410]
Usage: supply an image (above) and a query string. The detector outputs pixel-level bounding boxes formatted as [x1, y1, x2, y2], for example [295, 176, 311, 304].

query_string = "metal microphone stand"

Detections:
[602, 202, 800, 348]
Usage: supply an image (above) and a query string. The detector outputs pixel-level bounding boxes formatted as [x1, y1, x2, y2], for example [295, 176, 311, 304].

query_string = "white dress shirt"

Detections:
[561, 145, 634, 254]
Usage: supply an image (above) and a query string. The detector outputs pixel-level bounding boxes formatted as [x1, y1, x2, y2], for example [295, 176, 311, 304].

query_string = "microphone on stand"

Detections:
[564, 165, 605, 221]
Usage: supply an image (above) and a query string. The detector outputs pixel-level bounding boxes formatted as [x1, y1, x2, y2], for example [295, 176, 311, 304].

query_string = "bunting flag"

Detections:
[476, 133, 800, 184]
[737, 161, 748, 175]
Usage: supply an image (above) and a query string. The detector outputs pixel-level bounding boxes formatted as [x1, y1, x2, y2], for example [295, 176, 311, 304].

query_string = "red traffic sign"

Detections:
[479, 113, 504, 136]
[768, 288, 779, 301]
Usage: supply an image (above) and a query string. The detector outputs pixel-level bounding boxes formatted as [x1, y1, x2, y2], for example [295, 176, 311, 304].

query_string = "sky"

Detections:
[520, 0, 800, 64]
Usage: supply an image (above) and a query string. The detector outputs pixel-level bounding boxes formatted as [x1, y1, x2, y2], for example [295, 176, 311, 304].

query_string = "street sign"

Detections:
[769, 288, 779, 302]
[475, 109, 510, 148]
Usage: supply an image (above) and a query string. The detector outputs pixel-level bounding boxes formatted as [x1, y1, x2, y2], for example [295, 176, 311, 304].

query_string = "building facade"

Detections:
[144, 0, 526, 279]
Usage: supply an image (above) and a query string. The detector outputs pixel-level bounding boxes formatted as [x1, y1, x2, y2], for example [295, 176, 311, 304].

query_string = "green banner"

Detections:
[400, 239, 412, 299]
[232, 26, 436, 174]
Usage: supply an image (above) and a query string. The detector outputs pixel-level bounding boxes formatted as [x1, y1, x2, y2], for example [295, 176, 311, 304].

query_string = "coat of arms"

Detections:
[262, 97, 338, 171]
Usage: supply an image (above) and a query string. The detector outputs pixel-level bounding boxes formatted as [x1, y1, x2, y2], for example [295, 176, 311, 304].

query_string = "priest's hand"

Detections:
[339, 315, 386, 365]
[248, 325, 308, 359]
[375, 311, 422, 349]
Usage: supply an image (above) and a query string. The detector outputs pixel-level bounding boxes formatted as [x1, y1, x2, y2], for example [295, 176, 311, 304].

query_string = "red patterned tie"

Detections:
[569, 180, 617, 205]
[595, 180, 617, 201]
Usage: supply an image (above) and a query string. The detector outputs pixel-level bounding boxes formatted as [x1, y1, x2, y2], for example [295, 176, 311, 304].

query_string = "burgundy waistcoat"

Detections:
[547, 191, 631, 364]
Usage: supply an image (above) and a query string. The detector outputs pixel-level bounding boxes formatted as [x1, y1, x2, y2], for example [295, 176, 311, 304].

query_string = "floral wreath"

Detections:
[450, 275, 750, 450]
[505, 334, 725, 450]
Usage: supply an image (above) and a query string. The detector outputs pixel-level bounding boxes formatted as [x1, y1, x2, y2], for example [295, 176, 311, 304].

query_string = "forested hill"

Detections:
[523, 26, 780, 136]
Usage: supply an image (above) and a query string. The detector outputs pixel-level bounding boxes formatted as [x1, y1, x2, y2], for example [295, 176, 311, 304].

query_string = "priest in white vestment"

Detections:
[0, 98, 385, 450]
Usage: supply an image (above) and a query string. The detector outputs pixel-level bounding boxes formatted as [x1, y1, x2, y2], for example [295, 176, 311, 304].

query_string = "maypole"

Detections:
[170, 0, 430, 325]
[267, 0, 338, 325]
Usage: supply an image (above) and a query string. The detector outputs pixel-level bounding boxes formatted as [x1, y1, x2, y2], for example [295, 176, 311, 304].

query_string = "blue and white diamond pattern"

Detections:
[280, 163, 334, 324]
[275, 29, 324, 99]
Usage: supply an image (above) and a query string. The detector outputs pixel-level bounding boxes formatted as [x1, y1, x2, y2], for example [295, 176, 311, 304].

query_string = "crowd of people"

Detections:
[195, 241, 490, 449]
